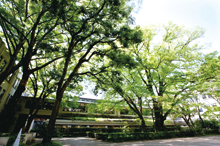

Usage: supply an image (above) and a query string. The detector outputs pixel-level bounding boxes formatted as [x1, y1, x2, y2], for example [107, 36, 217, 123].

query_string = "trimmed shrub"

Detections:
[90, 128, 220, 143]
[33, 141, 62, 146]
[63, 132, 86, 137]
[66, 127, 123, 133]
[203, 120, 219, 129]
[204, 129, 219, 134]
[86, 132, 95, 138]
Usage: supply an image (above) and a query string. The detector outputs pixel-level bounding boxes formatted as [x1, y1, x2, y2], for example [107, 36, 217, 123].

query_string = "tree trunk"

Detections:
[0, 72, 29, 132]
[182, 115, 193, 128]
[189, 117, 195, 128]
[138, 114, 146, 132]
[25, 116, 34, 133]
[155, 113, 164, 132]
[25, 102, 42, 132]
[148, 103, 155, 131]
[153, 103, 164, 132]
[42, 94, 62, 143]
[197, 107, 205, 128]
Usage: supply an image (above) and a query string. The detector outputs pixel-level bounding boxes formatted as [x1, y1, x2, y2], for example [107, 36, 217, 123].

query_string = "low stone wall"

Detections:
[0, 137, 9, 145]
[22, 132, 36, 144]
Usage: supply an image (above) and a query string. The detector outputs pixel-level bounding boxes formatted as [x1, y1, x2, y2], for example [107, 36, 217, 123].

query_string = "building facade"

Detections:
[0, 37, 21, 112]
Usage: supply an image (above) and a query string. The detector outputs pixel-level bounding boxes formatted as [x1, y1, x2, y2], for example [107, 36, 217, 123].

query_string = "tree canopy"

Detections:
[93, 22, 207, 131]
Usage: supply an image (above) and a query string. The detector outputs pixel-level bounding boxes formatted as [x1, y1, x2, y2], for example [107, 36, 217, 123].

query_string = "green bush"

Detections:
[5, 134, 26, 146]
[63, 132, 86, 137]
[92, 128, 220, 143]
[204, 120, 219, 129]
[33, 141, 62, 146]
[19, 143, 26, 146]
[65, 127, 123, 134]
[204, 129, 219, 134]
[6, 135, 17, 146]
[164, 126, 177, 131]
[30, 129, 36, 132]
[52, 128, 63, 137]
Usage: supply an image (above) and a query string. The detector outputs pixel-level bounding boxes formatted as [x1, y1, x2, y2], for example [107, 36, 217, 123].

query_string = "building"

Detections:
[0, 37, 21, 112]
[14, 96, 148, 132]
[13, 93, 220, 132]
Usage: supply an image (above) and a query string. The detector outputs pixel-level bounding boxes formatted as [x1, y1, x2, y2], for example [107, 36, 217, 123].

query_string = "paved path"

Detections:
[35, 135, 220, 146]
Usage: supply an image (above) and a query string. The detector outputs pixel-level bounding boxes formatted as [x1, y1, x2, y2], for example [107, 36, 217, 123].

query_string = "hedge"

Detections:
[65, 127, 123, 133]
[90, 129, 220, 142]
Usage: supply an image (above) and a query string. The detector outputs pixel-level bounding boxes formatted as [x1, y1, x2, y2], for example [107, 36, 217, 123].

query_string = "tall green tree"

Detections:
[42, 0, 142, 143]
[0, 0, 65, 132]
[94, 23, 206, 132]
[0, 0, 64, 84]
[128, 23, 205, 131]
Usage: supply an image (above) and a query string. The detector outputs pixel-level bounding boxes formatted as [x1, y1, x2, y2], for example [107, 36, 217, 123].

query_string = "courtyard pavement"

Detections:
[34, 135, 220, 146]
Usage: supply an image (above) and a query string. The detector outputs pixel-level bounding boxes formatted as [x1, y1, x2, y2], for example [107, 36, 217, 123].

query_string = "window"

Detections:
[13, 78, 20, 88]
[0, 89, 6, 100]
[6, 95, 12, 104]
[212, 104, 217, 107]
[0, 61, 6, 72]
[208, 95, 212, 98]
[8, 73, 13, 81]
[199, 108, 203, 112]
[12, 78, 17, 87]
[5, 94, 10, 104]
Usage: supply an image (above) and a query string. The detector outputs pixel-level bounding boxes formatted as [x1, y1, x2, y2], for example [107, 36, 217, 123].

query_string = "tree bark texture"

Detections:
[42, 95, 62, 143]
[182, 115, 191, 128]
[153, 103, 165, 132]
[139, 115, 146, 132]
[25, 116, 34, 133]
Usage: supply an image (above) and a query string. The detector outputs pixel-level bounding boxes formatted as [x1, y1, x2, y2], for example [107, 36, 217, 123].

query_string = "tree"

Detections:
[0, 0, 64, 84]
[93, 68, 151, 132]
[197, 52, 220, 103]
[23, 65, 58, 132]
[94, 23, 206, 132]
[42, 0, 142, 143]
[129, 23, 205, 131]
[0, 0, 65, 132]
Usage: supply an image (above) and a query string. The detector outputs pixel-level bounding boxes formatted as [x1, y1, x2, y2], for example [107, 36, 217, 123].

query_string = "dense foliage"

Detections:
[93, 22, 206, 132]
[91, 129, 219, 142]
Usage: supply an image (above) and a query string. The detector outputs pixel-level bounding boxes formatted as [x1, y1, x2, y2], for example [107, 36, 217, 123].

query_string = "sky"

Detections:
[83, 0, 220, 99]
[133, 0, 220, 54]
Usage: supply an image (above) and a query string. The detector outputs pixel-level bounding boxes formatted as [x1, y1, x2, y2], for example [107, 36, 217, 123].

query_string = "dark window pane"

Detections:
[0, 56, 2, 62]
[199, 108, 203, 112]
[0, 61, 6, 72]
[0, 89, 6, 100]
[8, 73, 13, 81]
